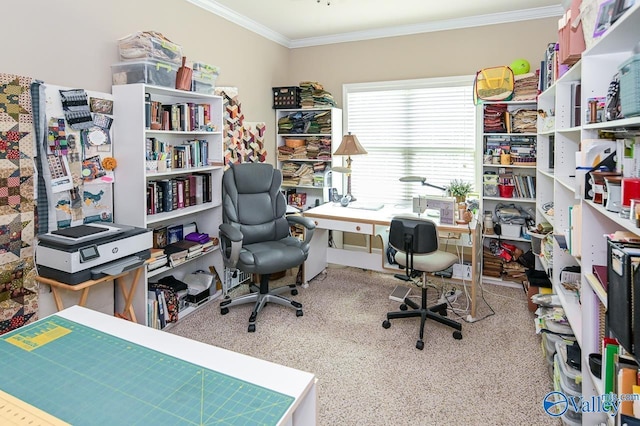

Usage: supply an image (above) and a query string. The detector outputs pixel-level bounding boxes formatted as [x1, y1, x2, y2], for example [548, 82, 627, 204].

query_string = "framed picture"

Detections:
[593, 0, 617, 37]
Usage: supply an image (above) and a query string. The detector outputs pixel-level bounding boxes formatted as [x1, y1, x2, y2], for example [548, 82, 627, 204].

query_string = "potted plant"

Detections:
[446, 179, 473, 203]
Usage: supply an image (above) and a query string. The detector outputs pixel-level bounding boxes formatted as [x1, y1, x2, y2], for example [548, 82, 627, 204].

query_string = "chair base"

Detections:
[382, 286, 462, 350]
[220, 273, 302, 332]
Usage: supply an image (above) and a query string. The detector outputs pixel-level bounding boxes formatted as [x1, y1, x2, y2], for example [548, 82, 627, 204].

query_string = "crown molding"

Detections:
[186, 0, 290, 47]
[187, 1, 564, 49]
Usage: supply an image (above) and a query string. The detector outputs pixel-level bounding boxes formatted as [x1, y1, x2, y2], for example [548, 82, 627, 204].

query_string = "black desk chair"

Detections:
[382, 216, 463, 349]
[218, 163, 315, 332]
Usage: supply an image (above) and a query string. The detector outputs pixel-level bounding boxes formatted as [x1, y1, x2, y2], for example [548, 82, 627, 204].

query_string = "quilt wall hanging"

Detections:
[215, 87, 266, 167]
[0, 73, 38, 334]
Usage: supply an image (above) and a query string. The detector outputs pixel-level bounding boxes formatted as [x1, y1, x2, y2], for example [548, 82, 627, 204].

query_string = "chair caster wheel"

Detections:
[399, 304, 408, 311]
[440, 309, 447, 317]
[221, 307, 229, 315]
[453, 331, 462, 340]
[291, 288, 298, 296]
[416, 340, 424, 350]
[382, 320, 391, 329]
[248, 324, 256, 332]
[296, 309, 303, 317]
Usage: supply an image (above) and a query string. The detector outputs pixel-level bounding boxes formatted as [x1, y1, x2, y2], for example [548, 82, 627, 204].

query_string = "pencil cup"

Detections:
[500, 154, 511, 165]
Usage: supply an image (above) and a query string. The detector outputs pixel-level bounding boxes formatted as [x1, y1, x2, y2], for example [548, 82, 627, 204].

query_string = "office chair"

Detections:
[219, 163, 315, 332]
[382, 216, 463, 350]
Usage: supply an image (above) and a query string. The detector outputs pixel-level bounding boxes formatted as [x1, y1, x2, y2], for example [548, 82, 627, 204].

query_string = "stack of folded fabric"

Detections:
[512, 73, 539, 101]
[294, 163, 314, 186]
[281, 162, 300, 185]
[277, 145, 294, 161]
[512, 109, 538, 133]
[483, 103, 508, 133]
[299, 81, 337, 108]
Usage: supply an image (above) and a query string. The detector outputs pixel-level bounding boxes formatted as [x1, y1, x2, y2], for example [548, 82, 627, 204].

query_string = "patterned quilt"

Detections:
[0, 73, 38, 334]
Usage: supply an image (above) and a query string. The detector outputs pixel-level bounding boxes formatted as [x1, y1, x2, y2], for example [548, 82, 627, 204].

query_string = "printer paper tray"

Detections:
[37, 250, 150, 285]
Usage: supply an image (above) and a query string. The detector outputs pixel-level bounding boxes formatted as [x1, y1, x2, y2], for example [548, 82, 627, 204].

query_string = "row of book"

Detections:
[148, 236, 219, 272]
[146, 137, 210, 168]
[145, 96, 215, 132]
[500, 173, 536, 199]
[147, 173, 213, 215]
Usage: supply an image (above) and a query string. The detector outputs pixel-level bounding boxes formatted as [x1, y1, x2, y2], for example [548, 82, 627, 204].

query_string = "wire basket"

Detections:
[223, 268, 251, 295]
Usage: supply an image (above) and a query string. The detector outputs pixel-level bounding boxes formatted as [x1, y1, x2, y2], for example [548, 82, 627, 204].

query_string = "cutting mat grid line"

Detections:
[0, 317, 293, 425]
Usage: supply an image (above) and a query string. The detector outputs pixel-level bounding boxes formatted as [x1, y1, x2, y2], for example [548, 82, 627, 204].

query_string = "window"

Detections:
[342, 76, 477, 205]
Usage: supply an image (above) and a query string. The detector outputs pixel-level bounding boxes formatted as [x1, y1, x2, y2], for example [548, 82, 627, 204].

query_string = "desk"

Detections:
[0, 305, 317, 425]
[35, 265, 144, 323]
[303, 203, 482, 319]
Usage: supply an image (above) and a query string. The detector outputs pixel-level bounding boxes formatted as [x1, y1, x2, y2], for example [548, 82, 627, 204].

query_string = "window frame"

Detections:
[341, 75, 479, 205]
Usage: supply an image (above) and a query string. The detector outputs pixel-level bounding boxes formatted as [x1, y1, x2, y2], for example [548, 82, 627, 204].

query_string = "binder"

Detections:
[607, 238, 640, 355]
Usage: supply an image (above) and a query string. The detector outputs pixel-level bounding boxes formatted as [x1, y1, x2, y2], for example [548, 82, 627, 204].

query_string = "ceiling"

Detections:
[187, 0, 565, 48]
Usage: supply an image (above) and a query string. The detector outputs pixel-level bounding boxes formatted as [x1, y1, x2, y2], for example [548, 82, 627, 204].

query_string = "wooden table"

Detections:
[35, 265, 144, 323]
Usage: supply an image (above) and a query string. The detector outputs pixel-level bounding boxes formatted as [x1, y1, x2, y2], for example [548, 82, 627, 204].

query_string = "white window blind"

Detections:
[343, 76, 476, 205]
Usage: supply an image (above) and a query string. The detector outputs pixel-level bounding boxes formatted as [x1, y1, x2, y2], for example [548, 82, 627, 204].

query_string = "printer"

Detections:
[36, 223, 152, 285]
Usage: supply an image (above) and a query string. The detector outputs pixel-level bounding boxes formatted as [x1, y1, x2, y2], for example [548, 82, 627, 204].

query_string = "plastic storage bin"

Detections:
[619, 54, 640, 117]
[118, 31, 183, 65]
[112, 60, 177, 88]
[555, 341, 582, 393]
[273, 86, 301, 109]
[192, 69, 219, 94]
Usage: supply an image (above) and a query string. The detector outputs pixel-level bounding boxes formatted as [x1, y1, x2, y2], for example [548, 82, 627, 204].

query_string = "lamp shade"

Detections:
[333, 133, 367, 156]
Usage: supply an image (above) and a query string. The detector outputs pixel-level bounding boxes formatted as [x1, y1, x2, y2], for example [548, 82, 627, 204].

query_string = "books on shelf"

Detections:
[146, 173, 213, 216]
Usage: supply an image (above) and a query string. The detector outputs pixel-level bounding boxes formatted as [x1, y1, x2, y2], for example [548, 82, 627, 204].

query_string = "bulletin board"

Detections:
[40, 84, 116, 230]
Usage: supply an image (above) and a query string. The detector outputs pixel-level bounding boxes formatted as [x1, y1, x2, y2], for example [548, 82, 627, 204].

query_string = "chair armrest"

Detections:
[219, 223, 243, 269]
[287, 215, 315, 246]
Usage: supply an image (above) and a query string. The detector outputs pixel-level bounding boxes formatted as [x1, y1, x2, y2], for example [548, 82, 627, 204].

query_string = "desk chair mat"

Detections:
[0, 316, 294, 425]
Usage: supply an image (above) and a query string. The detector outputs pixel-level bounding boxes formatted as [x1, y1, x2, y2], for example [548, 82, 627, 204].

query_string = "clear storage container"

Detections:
[112, 60, 178, 88]
[118, 31, 183, 65]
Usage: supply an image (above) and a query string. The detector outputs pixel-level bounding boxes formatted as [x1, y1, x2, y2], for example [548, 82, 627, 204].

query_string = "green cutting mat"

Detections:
[0, 316, 294, 425]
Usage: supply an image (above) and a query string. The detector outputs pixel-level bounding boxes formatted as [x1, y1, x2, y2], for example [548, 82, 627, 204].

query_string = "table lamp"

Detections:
[333, 132, 367, 201]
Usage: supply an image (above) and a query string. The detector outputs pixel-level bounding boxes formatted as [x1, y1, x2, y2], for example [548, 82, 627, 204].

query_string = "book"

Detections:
[152, 226, 168, 249]
[164, 239, 201, 254]
[167, 224, 183, 244]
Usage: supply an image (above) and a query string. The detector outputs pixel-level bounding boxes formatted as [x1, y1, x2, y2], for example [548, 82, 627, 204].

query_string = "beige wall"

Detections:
[289, 18, 559, 108]
[3, 2, 558, 165]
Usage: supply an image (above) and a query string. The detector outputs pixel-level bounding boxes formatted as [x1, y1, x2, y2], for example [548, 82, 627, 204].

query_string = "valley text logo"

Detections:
[543, 391, 640, 417]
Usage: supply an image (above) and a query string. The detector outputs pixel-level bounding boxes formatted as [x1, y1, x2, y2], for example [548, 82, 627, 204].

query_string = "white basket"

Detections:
[223, 268, 251, 295]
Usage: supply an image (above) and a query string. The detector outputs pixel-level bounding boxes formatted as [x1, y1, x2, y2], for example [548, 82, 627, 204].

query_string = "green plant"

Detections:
[446, 179, 473, 200]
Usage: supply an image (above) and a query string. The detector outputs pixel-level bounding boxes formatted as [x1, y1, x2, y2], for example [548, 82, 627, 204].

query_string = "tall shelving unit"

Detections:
[537, 4, 640, 424]
[112, 84, 224, 328]
[479, 100, 538, 285]
[276, 107, 342, 210]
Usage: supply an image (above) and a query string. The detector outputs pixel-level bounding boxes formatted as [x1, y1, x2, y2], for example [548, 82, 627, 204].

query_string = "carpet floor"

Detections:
[169, 266, 558, 425]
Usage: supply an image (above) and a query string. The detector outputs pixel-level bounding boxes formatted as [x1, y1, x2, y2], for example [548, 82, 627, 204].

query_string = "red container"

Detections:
[498, 184, 515, 198]
[622, 178, 640, 207]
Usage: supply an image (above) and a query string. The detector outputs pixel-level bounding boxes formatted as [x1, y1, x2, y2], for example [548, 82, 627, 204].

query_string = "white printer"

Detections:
[36, 223, 152, 284]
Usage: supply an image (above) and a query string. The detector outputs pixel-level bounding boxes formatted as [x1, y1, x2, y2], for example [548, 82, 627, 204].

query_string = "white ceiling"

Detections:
[187, 0, 564, 48]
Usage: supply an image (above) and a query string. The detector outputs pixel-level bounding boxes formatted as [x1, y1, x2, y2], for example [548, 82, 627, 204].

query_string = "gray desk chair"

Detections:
[219, 163, 316, 332]
[382, 216, 463, 349]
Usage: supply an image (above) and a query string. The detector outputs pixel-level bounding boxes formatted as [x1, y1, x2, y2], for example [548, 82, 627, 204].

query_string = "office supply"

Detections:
[0, 306, 316, 425]
[332, 132, 367, 201]
[303, 202, 481, 319]
[382, 216, 463, 349]
[219, 163, 316, 332]
[36, 223, 152, 285]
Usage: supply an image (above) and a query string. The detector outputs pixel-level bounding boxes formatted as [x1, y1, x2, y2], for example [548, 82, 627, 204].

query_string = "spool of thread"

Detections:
[622, 178, 640, 207]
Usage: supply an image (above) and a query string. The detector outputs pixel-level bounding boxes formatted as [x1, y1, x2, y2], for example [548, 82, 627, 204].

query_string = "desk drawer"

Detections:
[310, 217, 373, 235]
